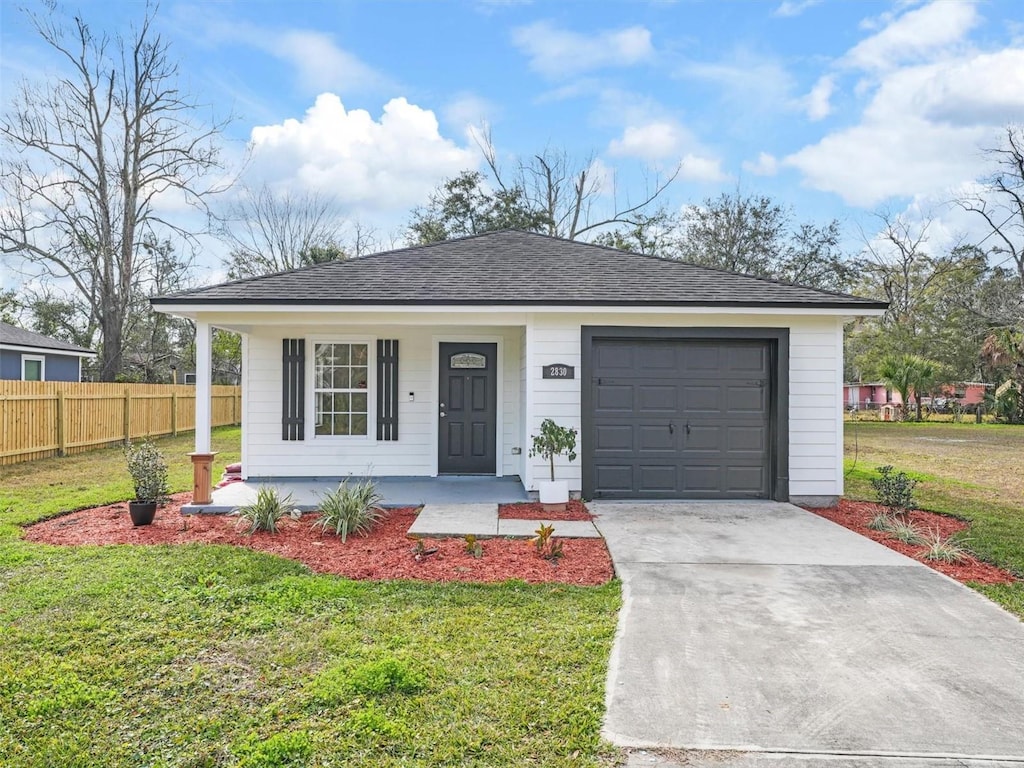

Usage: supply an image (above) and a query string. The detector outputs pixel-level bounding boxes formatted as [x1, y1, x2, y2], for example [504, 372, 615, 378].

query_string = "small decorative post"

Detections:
[189, 451, 218, 505]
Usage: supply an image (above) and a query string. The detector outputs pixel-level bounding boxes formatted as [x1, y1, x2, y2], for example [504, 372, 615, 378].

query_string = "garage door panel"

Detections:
[727, 465, 767, 494]
[639, 465, 679, 491]
[682, 424, 722, 452]
[726, 384, 767, 412]
[638, 384, 677, 412]
[596, 383, 635, 412]
[682, 385, 721, 412]
[682, 465, 722, 492]
[727, 425, 766, 452]
[594, 464, 633, 492]
[590, 338, 772, 499]
[595, 343, 635, 371]
[726, 344, 768, 373]
[594, 424, 634, 451]
[638, 424, 675, 451]
[635, 343, 678, 369]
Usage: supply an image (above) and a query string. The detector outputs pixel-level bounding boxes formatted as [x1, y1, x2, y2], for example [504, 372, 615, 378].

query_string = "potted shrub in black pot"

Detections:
[124, 439, 169, 526]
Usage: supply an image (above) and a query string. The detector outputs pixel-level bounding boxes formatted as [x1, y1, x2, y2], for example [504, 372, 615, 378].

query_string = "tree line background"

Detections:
[1, 4, 1022, 420]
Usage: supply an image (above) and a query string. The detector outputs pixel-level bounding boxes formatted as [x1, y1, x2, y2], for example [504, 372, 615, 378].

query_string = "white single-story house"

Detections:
[0, 322, 96, 381]
[152, 230, 886, 506]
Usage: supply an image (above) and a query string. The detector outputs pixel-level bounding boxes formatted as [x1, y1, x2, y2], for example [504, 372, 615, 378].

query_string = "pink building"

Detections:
[843, 382, 990, 410]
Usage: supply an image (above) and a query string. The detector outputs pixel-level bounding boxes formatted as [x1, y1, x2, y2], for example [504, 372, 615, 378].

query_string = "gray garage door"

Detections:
[589, 339, 772, 499]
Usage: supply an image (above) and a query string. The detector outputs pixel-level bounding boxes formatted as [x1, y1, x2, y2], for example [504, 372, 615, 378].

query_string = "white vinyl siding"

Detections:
[233, 308, 845, 499]
[523, 313, 844, 498]
[242, 323, 521, 479]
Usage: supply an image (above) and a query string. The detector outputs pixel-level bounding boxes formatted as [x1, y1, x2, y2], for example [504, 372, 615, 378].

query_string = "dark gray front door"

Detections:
[438, 342, 497, 475]
[590, 339, 771, 499]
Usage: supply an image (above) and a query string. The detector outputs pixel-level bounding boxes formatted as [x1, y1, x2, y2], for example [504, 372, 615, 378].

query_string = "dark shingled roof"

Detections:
[0, 322, 94, 354]
[152, 230, 887, 310]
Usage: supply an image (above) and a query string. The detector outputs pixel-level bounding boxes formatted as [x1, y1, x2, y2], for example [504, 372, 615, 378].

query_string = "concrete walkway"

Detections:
[407, 503, 601, 538]
[593, 501, 1024, 763]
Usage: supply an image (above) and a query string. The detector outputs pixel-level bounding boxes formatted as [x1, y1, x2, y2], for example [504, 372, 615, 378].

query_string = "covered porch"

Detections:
[182, 474, 530, 514]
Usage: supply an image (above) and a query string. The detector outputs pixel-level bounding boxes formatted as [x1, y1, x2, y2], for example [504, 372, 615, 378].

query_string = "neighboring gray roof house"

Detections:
[0, 322, 95, 382]
[153, 229, 887, 310]
[154, 229, 887, 509]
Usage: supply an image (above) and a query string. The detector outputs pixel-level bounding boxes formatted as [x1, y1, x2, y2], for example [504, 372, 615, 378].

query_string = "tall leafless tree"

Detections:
[0, 3, 226, 380]
[220, 184, 355, 279]
[957, 125, 1024, 326]
[476, 127, 679, 241]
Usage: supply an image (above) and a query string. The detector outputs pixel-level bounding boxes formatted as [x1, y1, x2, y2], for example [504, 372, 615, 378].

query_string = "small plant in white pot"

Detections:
[529, 419, 578, 511]
[124, 439, 169, 526]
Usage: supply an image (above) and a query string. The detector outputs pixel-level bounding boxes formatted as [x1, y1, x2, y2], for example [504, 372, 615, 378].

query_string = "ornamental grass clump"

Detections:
[231, 486, 300, 534]
[312, 478, 384, 542]
[921, 529, 971, 563]
[887, 519, 927, 546]
[123, 439, 169, 502]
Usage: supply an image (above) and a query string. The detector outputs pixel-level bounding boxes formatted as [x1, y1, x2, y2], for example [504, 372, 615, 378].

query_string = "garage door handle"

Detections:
[669, 422, 674, 434]
[685, 422, 691, 435]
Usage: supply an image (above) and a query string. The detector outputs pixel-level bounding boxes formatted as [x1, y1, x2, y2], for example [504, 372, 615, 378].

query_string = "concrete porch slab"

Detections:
[182, 475, 528, 514]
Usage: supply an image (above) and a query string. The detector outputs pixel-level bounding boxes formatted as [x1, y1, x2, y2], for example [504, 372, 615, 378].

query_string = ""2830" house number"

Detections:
[542, 364, 575, 379]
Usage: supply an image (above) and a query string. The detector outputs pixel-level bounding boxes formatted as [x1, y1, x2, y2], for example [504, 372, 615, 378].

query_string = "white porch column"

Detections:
[194, 319, 212, 453]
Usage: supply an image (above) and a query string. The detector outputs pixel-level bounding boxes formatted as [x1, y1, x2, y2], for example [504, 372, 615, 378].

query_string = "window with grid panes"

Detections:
[313, 343, 369, 436]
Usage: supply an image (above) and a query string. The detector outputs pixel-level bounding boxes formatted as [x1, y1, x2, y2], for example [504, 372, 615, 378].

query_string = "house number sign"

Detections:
[542, 364, 575, 379]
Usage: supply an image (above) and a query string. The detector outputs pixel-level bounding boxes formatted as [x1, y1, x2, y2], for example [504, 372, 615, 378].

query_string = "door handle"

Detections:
[668, 422, 674, 435]
[439, 411, 446, 418]
[686, 422, 691, 435]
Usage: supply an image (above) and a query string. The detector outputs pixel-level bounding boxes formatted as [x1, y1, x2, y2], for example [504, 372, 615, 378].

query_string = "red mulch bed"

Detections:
[22, 493, 613, 586]
[499, 500, 594, 521]
[806, 499, 1018, 585]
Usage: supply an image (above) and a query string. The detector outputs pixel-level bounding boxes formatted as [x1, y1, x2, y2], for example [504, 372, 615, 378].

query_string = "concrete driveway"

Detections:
[593, 501, 1024, 763]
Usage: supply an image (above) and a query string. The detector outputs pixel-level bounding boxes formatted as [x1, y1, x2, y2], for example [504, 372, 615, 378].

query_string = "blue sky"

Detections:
[3, 0, 1024, 282]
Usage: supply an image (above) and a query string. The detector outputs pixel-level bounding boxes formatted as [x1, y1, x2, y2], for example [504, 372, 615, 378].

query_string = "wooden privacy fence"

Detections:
[1, 381, 242, 466]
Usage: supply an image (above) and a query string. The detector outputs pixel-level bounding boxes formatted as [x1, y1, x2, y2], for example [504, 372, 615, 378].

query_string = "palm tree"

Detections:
[878, 354, 940, 421]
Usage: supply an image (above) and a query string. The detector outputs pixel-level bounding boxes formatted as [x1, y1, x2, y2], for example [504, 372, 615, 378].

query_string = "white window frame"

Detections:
[21, 354, 45, 381]
[307, 336, 376, 441]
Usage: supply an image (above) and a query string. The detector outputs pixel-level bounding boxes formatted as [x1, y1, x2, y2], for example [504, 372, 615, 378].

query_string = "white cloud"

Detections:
[175, 9, 389, 96]
[773, 0, 821, 18]
[845, 1, 979, 72]
[511, 22, 653, 79]
[804, 74, 834, 120]
[442, 93, 497, 133]
[785, 47, 1024, 206]
[742, 152, 779, 177]
[677, 50, 796, 115]
[271, 31, 386, 93]
[678, 154, 729, 183]
[245, 94, 477, 217]
[608, 121, 685, 161]
[607, 119, 727, 182]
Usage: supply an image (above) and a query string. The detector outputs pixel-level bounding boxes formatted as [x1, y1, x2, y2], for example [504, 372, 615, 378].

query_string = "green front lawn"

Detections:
[844, 421, 1024, 618]
[0, 429, 621, 767]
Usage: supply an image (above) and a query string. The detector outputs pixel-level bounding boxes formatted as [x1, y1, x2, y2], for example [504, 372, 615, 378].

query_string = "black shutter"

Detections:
[282, 338, 305, 440]
[377, 339, 399, 441]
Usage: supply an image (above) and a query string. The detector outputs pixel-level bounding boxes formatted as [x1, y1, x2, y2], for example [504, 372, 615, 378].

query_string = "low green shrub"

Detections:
[230, 487, 300, 534]
[870, 465, 919, 516]
[311, 478, 384, 542]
